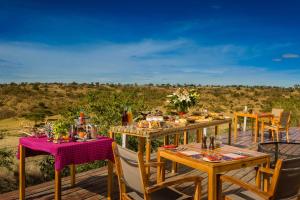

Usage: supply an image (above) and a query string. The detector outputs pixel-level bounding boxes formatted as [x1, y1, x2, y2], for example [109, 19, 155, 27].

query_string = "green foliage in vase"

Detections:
[52, 120, 70, 138]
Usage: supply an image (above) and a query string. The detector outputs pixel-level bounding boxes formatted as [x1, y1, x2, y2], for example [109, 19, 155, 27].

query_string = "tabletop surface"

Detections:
[235, 112, 273, 118]
[110, 118, 232, 137]
[158, 143, 269, 167]
[18, 136, 114, 170]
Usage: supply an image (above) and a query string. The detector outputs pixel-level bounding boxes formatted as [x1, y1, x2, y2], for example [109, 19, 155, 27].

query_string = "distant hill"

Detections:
[0, 83, 300, 126]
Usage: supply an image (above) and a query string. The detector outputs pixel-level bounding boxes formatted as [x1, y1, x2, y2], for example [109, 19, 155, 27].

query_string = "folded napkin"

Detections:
[180, 150, 200, 156]
[222, 153, 247, 160]
[163, 144, 178, 149]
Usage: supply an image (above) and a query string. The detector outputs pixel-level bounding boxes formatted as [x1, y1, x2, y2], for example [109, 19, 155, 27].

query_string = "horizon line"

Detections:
[1, 81, 299, 88]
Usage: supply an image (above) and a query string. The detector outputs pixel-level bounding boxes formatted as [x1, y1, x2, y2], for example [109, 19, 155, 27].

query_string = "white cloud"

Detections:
[0, 39, 298, 86]
[272, 58, 282, 62]
[282, 53, 299, 59]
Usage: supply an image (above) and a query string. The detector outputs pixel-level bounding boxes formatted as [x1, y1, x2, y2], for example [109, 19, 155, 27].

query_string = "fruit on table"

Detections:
[79, 132, 86, 138]
[62, 135, 70, 140]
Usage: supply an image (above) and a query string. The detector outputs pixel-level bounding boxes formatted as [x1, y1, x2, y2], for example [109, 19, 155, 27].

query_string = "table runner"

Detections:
[17, 136, 114, 170]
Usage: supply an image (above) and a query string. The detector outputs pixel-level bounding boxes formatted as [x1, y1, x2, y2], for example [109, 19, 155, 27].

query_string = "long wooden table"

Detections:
[157, 144, 270, 200]
[233, 112, 273, 143]
[110, 118, 232, 174]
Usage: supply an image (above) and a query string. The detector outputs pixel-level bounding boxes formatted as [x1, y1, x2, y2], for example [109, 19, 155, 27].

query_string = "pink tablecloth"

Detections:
[17, 136, 114, 170]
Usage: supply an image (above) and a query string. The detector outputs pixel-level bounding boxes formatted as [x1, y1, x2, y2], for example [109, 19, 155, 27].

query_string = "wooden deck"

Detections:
[1, 128, 300, 200]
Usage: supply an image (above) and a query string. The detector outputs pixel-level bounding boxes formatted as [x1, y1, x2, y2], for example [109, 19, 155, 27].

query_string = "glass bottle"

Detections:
[202, 135, 207, 149]
[127, 106, 133, 125]
[122, 107, 128, 126]
[79, 111, 85, 125]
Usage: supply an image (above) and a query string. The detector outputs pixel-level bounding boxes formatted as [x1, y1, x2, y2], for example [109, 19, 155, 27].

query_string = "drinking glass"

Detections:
[215, 135, 223, 148]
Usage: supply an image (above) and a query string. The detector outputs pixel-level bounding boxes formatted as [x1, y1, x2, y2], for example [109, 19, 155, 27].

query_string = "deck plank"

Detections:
[0, 128, 299, 200]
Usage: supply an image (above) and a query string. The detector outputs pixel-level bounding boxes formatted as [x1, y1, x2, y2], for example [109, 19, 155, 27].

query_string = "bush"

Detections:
[76, 160, 106, 173]
[39, 155, 107, 181]
[0, 108, 16, 119]
[0, 148, 14, 171]
[0, 129, 8, 139]
[39, 156, 70, 181]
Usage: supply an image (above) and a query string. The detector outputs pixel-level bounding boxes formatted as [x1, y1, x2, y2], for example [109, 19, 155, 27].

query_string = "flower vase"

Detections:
[178, 111, 186, 116]
[177, 107, 188, 117]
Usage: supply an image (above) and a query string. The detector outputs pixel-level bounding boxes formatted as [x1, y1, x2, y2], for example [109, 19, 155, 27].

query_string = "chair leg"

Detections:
[194, 181, 202, 200]
[268, 129, 272, 139]
[144, 193, 150, 200]
[276, 129, 279, 142]
[271, 130, 275, 141]
[261, 124, 264, 143]
[286, 129, 290, 142]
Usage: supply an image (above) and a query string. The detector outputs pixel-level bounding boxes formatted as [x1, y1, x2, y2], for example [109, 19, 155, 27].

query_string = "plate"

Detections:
[202, 157, 222, 162]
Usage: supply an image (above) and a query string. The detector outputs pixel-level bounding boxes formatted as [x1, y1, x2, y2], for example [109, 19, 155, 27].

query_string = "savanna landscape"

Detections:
[1, 82, 300, 193]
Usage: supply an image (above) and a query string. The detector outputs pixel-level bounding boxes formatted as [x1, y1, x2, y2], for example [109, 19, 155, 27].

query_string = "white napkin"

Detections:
[180, 151, 200, 156]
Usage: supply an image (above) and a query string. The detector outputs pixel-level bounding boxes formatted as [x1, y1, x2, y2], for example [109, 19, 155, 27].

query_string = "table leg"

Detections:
[243, 116, 247, 132]
[107, 160, 113, 200]
[55, 170, 61, 200]
[172, 134, 179, 173]
[109, 131, 115, 140]
[164, 136, 169, 146]
[217, 174, 222, 200]
[228, 122, 232, 145]
[254, 117, 259, 143]
[196, 129, 202, 143]
[215, 126, 218, 136]
[156, 151, 164, 183]
[19, 145, 25, 200]
[251, 118, 254, 135]
[183, 130, 188, 145]
[234, 114, 237, 142]
[208, 169, 217, 200]
[138, 137, 145, 153]
[70, 164, 76, 187]
[261, 120, 265, 143]
[145, 138, 151, 175]
[121, 134, 127, 148]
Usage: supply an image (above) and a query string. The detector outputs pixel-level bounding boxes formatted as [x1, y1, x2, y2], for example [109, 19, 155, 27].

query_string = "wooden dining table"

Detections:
[110, 118, 232, 174]
[18, 136, 114, 200]
[233, 112, 274, 143]
[157, 144, 270, 200]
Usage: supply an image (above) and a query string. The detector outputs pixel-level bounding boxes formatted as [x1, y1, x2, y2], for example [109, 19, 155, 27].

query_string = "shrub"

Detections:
[39, 156, 70, 181]
[0, 148, 14, 171]
[0, 129, 8, 139]
[0, 107, 17, 119]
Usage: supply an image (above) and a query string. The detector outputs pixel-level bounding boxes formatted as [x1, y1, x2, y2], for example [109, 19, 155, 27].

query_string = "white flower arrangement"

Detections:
[167, 88, 198, 113]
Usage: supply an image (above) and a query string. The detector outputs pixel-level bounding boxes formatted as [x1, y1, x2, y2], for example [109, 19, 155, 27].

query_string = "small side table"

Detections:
[234, 112, 273, 143]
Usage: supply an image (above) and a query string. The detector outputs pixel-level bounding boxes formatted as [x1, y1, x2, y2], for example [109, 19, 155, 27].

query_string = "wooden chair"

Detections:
[219, 157, 300, 200]
[261, 111, 291, 142]
[271, 108, 283, 123]
[112, 142, 203, 200]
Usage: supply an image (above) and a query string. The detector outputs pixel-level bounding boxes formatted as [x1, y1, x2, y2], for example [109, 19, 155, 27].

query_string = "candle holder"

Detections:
[202, 135, 207, 149]
[209, 136, 215, 150]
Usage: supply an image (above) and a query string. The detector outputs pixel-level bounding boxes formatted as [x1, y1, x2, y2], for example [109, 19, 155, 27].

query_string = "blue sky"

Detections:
[0, 0, 300, 86]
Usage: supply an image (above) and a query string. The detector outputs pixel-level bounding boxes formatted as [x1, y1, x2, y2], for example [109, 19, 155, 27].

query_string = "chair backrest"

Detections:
[273, 157, 300, 199]
[279, 111, 291, 128]
[271, 108, 283, 118]
[112, 142, 146, 195]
